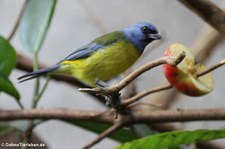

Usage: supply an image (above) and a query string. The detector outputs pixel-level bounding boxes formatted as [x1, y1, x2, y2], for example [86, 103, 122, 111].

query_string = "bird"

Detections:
[18, 22, 161, 87]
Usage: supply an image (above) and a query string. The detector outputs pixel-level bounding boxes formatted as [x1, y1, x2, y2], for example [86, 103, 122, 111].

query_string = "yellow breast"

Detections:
[61, 41, 141, 86]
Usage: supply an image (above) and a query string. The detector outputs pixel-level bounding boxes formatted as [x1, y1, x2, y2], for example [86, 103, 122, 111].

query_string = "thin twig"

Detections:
[33, 76, 50, 108]
[25, 52, 41, 144]
[82, 123, 123, 149]
[79, 52, 186, 94]
[197, 59, 225, 77]
[7, 0, 28, 41]
[16, 100, 25, 109]
[121, 83, 172, 106]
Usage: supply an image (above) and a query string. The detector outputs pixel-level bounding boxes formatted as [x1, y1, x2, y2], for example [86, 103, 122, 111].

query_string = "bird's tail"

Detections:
[18, 65, 60, 83]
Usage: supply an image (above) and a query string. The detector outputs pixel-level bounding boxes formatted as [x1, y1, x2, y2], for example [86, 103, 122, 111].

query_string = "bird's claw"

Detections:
[103, 93, 121, 109]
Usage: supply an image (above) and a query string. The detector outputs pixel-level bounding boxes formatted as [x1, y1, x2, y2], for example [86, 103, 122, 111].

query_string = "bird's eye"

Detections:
[141, 26, 149, 34]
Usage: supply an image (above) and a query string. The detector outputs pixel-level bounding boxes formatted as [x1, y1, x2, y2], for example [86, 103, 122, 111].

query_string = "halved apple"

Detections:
[163, 43, 214, 96]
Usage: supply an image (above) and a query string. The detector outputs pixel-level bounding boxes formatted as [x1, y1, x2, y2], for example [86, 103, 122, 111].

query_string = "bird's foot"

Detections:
[78, 80, 108, 94]
[103, 92, 121, 108]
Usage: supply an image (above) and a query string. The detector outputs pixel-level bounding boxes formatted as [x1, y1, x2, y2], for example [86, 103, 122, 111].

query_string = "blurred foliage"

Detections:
[19, 0, 57, 52]
[116, 129, 225, 149]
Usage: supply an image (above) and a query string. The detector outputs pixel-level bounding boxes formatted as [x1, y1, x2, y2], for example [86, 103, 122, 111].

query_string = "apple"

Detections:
[163, 43, 214, 96]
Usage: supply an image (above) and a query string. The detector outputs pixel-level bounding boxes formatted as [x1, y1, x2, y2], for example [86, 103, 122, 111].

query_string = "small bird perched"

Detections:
[18, 22, 161, 87]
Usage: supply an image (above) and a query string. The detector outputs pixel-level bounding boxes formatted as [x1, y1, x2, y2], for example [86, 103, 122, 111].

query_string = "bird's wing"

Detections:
[60, 31, 126, 62]
[61, 43, 104, 61]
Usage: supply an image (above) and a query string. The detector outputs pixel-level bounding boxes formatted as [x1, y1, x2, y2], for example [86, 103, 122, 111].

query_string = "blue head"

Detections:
[122, 22, 161, 53]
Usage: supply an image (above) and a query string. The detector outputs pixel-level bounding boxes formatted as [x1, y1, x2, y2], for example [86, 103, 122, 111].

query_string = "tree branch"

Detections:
[197, 59, 225, 77]
[0, 109, 113, 123]
[121, 83, 172, 106]
[131, 108, 225, 123]
[1, 108, 225, 124]
[178, 0, 225, 36]
[82, 123, 123, 149]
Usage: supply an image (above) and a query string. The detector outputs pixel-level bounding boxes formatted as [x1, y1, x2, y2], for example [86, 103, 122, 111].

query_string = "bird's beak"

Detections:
[148, 33, 162, 40]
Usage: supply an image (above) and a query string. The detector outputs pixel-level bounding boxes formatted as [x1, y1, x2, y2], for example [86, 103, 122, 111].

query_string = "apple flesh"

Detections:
[163, 43, 214, 96]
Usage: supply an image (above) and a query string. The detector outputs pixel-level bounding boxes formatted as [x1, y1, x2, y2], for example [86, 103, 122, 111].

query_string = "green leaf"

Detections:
[66, 121, 139, 142]
[19, 0, 57, 52]
[0, 124, 14, 135]
[0, 36, 17, 76]
[0, 36, 20, 100]
[0, 73, 20, 100]
[116, 129, 225, 149]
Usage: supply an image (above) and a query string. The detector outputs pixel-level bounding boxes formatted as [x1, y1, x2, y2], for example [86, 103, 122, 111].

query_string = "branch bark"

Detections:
[82, 123, 123, 149]
[1, 108, 225, 124]
[197, 59, 225, 77]
[0, 109, 113, 123]
[121, 83, 172, 106]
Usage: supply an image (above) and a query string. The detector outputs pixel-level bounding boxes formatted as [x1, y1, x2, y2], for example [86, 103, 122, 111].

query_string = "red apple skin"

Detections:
[163, 63, 206, 96]
[163, 44, 214, 96]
